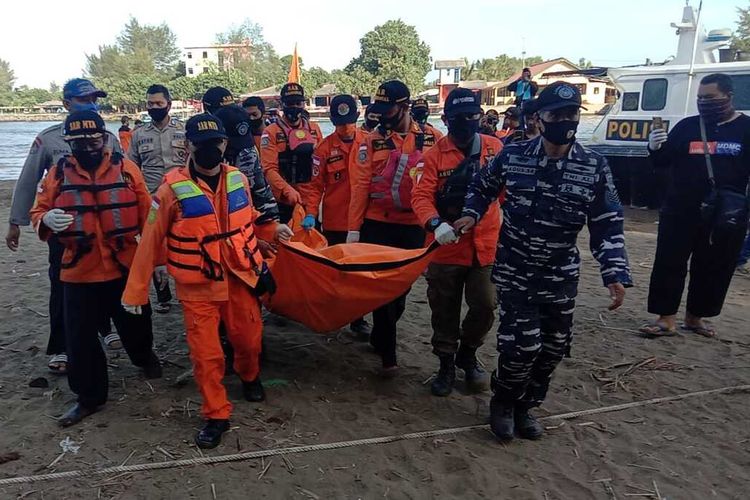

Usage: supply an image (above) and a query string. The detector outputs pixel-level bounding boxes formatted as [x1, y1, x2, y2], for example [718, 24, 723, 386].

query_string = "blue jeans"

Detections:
[738, 232, 750, 266]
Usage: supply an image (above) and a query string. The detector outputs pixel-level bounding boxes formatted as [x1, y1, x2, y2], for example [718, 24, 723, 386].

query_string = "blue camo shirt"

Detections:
[462, 137, 632, 301]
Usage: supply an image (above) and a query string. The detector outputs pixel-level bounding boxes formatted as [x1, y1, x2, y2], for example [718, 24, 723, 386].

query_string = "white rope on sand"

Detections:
[1, 384, 747, 486]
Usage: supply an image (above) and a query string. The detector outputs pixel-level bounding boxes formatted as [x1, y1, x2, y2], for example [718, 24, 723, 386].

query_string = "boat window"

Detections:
[622, 92, 639, 111]
[642, 79, 668, 111]
[732, 75, 750, 110]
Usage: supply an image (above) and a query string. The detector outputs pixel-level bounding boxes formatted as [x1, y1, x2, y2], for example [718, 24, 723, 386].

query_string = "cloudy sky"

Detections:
[2, 0, 740, 88]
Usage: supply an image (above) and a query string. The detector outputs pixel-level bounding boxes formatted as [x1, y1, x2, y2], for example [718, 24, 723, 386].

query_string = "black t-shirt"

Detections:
[190, 165, 220, 192]
[650, 113, 750, 210]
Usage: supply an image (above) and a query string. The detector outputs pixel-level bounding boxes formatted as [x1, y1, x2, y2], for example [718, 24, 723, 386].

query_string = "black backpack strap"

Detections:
[111, 152, 124, 165]
[415, 131, 425, 151]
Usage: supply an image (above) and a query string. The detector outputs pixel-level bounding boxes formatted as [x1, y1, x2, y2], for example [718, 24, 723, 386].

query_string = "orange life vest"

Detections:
[278, 119, 317, 185]
[165, 167, 264, 286]
[369, 133, 425, 212]
[53, 153, 140, 269]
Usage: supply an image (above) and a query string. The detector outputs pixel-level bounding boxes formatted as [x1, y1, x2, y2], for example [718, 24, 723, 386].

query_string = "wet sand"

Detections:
[0, 180, 748, 499]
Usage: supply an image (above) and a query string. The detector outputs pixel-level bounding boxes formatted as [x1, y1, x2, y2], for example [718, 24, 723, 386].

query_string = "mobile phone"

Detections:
[651, 116, 664, 131]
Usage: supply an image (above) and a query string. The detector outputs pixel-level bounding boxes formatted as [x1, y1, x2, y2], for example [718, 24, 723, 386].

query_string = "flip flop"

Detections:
[680, 324, 717, 338]
[103, 333, 123, 350]
[638, 322, 678, 338]
[48, 353, 68, 374]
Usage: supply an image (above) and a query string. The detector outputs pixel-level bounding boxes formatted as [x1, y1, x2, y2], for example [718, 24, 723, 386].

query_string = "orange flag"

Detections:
[287, 43, 301, 84]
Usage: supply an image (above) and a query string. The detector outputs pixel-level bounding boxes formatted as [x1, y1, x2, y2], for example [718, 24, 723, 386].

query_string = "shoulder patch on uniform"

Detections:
[148, 198, 160, 224]
[357, 144, 368, 164]
[29, 136, 42, 154]
[260, 134, 270, 148]
[372, 139, 391, 151]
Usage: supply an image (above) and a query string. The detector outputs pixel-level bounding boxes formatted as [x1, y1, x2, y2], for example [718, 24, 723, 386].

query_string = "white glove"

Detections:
[276, 223, 293, 241]
[648, 128, 668, 151]
[154, 265, 169, 291]
[346, 231, 360, 243]
[434, 222, 459, 245]
[122, 302, 142, 315]
[42, 209, 74, 233]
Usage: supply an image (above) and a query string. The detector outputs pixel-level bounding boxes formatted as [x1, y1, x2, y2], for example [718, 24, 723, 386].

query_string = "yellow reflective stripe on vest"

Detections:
[226, 171, 245, 193]
[171, 180, 203, 200]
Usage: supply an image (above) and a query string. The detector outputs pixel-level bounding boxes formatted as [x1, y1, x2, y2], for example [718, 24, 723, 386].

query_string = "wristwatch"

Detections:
[425, 217, 442, 233]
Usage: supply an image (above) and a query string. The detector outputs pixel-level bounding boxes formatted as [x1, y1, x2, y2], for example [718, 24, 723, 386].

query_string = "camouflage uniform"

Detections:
[462, 137, 632, 408]
[233, 145, 279, 224]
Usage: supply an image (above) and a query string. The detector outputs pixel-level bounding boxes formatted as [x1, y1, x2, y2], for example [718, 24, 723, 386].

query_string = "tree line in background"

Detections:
[3, 4, 747, 110]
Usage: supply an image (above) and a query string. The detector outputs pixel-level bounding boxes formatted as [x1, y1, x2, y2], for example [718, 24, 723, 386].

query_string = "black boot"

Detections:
[430, 354, 456, 397]
[515, 407, 544, 440]
[195, 419, 230, 449]
[58, 403, 99, 427]
[349, 318, 372, 341]
[242, 378, 266, 402]
[142, 351, 163, 379]
[489, 397, 515, 441]
[456, 346, 488, 393]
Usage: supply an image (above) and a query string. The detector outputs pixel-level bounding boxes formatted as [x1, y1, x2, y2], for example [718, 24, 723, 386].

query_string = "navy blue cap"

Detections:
[280, 83, 305, 104]
[63, 111, 106, 141]
[185, 113, 228, 144]
[444, 88, 482, 118]
[504, 106, 521, 119]
[213, 105, 254, 150]
[63, 78, 107, 100]
[202, 87, 234, 113]
[329, 95, 359, 125]
[370, 80, 410, 115]
[535, 81, 585, 113]
[411, 98, 429, 111]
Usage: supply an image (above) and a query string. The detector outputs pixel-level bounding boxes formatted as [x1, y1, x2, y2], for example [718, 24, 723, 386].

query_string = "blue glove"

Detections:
[302, 214, 316, 230]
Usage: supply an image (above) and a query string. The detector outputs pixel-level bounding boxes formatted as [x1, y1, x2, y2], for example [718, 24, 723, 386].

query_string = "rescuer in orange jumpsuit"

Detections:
[122, 113, 286, 449]
[30, 110, 161, 428]
[298, 94, 372, 337]
[260, 83, 323, 223]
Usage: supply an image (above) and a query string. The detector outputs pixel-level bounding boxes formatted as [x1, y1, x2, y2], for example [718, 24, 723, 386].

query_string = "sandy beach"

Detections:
[0, 179, 748, 499]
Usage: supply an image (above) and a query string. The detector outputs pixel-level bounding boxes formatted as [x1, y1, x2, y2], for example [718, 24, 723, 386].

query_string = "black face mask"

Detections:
[379, 107, 404, 131]
[249, 117, 264, 132]
[73, 149, 104, 171]
[412, 110, 429, 125]
[147, 106, 169, 123]
[697, 96, 734, 124]
[540, 119, 578, 146]
[194, 145, 223, 169]
[284, 107, 303, 122]
[448, 117, 479, 144]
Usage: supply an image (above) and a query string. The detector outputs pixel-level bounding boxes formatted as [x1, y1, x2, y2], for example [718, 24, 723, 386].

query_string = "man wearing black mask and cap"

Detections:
[202, 86, 235, 115]
[411, 98, 444, 145]
[641, 73, 750, 339]
[260, 83, 323, 223]
[128, 84, 186, 313]
[348, 80, 440, 376]
[454, 81, 632, 441]
[361, 103, 380, 133]
[412, 88, 503, 397]
[242, 96, 267, 151]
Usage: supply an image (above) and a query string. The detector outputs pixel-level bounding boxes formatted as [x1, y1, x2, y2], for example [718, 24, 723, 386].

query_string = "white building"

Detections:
[183, 42, 252, 77]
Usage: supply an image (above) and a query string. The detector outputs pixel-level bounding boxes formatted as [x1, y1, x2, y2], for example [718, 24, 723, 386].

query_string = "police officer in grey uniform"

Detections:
[455, 82, 632, 441]
[5, 78, 122, 373]
[128, 84, 187, 313]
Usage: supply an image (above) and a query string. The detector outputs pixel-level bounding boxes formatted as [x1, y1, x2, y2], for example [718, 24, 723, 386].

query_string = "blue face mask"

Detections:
[70, 101, 99, 113]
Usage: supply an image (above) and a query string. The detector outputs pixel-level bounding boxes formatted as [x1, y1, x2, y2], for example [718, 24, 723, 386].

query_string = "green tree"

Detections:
[463, 55, 544, 81]
[215, 19, 285, 90]
[0, 58, 15, 105]
[303, 67, 332, 94]
[578, 58, 593, 69]
[344, 20, 431, 94]
[117, 17, 180, 75]
[49, 81, 60, 95]
[732, 4, 750, 53]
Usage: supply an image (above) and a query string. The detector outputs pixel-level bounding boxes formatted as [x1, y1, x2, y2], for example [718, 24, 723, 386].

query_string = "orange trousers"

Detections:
[182, 275, 262, 420]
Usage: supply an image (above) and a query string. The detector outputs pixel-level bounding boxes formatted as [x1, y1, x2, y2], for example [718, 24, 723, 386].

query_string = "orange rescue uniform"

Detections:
[119, 127, 133, 153]
[31, 152, 152, 282]
[348, 121, 440, 230]
[412, 134, 504, 266]
[123, 164, 277, 420]
[259, 117, 323, 206]
[298, 128, 369, 232]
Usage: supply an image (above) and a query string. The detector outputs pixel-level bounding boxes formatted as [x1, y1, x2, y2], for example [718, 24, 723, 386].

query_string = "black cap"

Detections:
[63, 78, 107, 100]
[280, 83, 305, 104]
[213, 105, 254, 151]
[411, 98, 429, 111]
[535, 81, 585, 113]
[329, 94, 359, 126]
[242, 96, 266, 113]
[370, 80, 410, 115]
[521, 98, 538, 116]
[185, 113, 228, 144]
[504, 106, 520, 119]
[444, 88, 482, 118]
[202, 87, 234, 113]
[63, 111, 106, 141]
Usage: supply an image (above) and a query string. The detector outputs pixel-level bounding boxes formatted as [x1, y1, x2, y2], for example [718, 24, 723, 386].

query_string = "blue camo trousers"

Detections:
[495, 297, 575, 408]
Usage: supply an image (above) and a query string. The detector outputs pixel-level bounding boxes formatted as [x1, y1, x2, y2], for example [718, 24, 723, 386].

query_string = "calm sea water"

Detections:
[0, 117, 603, 181]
